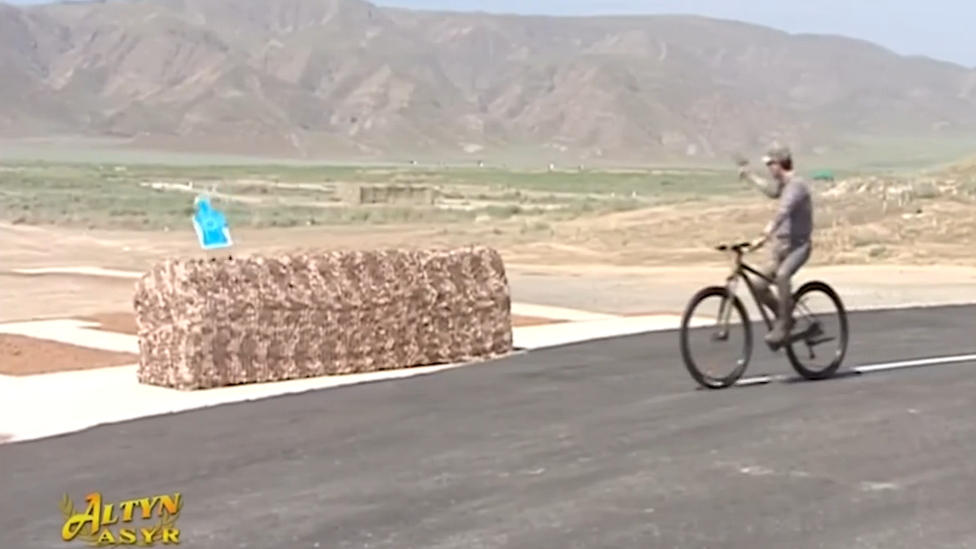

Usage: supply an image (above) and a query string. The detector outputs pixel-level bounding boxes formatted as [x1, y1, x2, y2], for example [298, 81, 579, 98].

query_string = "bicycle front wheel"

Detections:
[785, 280, 849, 380]
[679, 286, 753, 389]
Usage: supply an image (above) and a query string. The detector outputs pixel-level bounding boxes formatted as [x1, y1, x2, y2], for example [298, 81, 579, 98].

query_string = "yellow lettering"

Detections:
[157, 493, 181, 516]
[119, 500, 139, 522]
[101, 503, 119, 526]
[62, 492, 102, 541]
[135, 497, 159, 519]
[140, 526, 159, 543]
[96, 528, 116, 545]
[118, 528, 138, 544]
[161, 528, 180, 544]
[63, 492, 184, 545]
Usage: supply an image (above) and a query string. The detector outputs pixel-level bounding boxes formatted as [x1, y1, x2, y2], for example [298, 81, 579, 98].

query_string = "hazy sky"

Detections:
[380, 0, 975, 67]
[7, 0, 974, 67]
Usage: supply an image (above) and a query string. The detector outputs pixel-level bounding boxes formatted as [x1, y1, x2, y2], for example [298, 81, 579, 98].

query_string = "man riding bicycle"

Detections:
[738, 145, 813, 346]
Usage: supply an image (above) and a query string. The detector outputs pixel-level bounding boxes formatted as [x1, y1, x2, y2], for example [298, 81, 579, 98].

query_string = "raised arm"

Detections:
[740, 168, 779, 199]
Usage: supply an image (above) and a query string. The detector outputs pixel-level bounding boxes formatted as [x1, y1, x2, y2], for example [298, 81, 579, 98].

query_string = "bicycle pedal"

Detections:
[765, 329, 808, 351]
[786, 332, 806, 343]
[789, 325, 818, 341]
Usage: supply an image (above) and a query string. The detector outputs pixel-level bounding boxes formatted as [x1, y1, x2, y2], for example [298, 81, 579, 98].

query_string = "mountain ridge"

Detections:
[1, 0, 974, 162]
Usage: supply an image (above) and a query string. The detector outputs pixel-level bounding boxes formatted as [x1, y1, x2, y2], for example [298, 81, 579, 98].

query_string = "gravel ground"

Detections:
[508, 267, 976, 315]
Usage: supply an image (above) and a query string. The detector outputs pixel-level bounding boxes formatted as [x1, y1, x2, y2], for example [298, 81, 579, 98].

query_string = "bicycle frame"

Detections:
[716, 248, 777, 332]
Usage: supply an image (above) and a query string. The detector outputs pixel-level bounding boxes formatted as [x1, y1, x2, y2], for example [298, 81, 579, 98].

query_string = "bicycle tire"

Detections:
[679, 286, 753, 389]
[785, 280, 849, 380]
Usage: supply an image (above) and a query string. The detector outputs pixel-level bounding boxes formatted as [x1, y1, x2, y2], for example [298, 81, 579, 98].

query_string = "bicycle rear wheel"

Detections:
[679, 286, 753, 389]
[785, 280, 849, 380]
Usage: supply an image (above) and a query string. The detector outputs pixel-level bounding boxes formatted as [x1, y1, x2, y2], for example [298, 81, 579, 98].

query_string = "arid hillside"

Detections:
[2, 0, 975, 161]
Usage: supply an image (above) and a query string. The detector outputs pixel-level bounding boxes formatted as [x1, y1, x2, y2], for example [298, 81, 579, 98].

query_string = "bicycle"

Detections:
[678, 241, 850, 389]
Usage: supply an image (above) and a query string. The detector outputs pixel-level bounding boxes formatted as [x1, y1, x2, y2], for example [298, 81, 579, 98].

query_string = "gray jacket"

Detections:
[759, 174, 813, 247]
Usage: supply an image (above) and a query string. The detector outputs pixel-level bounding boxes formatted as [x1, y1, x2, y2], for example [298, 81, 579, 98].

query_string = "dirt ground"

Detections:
[0, 308, 561, 375]
[3, 216, 976, 322]
[82, 312, 139, 334]
[0, 334, 139, 376]
[3, 192, 976, 377]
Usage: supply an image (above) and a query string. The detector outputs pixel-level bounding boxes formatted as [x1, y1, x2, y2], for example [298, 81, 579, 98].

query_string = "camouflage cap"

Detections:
[761, 145, 792, 165]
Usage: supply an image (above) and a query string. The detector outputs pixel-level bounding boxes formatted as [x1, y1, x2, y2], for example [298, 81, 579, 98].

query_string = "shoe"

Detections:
[765, 317, 793, 346]
[764, 325, 787, 346]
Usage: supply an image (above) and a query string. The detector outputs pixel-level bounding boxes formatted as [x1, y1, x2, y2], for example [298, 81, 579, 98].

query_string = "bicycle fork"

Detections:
[712, 275, 740, 341]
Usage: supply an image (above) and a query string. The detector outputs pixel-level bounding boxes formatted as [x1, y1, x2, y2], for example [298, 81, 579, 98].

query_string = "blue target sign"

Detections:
[192, 195, 232, 250]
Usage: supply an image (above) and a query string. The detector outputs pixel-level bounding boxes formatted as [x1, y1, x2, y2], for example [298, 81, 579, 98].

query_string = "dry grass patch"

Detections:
[498, 184, 976, 267]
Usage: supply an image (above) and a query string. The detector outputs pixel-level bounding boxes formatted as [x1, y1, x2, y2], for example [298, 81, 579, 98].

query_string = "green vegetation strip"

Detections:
[0, 161, 758, 230]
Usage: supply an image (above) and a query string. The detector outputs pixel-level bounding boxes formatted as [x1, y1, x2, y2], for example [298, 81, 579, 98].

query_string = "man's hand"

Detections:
[749, 222, 774, 251]
[738, 165, 751, 180]
[749, 234, 768, 251]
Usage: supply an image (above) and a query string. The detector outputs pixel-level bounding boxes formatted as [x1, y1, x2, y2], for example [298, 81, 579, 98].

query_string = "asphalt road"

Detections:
[4, 305, 976, 549]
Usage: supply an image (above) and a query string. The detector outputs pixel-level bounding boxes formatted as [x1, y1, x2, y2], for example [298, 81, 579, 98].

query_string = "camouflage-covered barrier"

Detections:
[133, 247, 513, 390]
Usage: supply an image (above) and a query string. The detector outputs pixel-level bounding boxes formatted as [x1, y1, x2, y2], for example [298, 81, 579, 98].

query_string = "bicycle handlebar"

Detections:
[715, 242, 753, 254]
